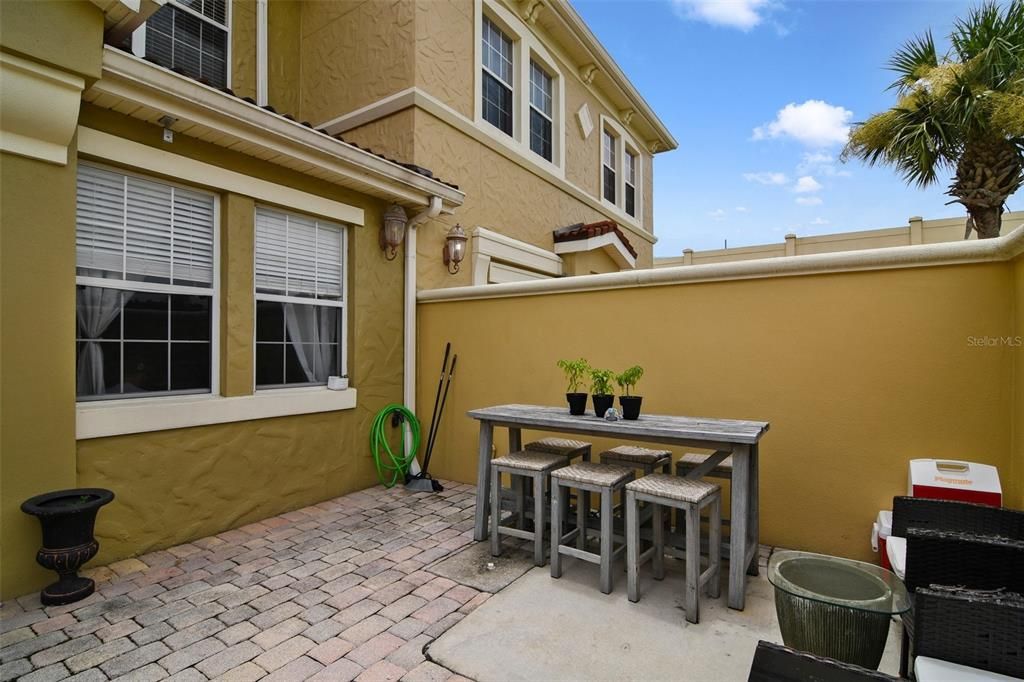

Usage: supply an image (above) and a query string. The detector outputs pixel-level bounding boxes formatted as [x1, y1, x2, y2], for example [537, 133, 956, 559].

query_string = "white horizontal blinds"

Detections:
[76, 164, 214, 286]
[254, 207, 288, 293]
[172, 188, 216, 285]
[76, 165, 126, 276]
[254, 206, 344, 300]
[126, 176, 173, 282]
[316, 224, 344, 300]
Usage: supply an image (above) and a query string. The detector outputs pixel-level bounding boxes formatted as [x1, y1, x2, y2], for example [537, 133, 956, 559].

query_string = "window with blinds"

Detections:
[132, 0, 229, 89]
[75, 164, 216, 401]
[254, 207, 347, 389]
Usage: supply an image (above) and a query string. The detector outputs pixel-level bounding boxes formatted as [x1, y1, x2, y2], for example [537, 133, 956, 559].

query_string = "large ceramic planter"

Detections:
[21, 488, 114, 605]
[767, 550, 909, 670]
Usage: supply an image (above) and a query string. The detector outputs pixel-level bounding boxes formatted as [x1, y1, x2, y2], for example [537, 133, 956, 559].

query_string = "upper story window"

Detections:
[75, 164, 217, 401]
[602, 129, 617, 204]
[625, 151, 637, 218]
[132, 0, 230, 89]
[481, 16, 513, 136]
[254, 207, 347, 389]
[529, 61, 553, 162]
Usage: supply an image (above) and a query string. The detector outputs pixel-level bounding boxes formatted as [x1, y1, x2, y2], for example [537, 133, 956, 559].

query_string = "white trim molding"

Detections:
[77, 387, 358, 439]
[420, 223, 1024, 303]
[471, 226, 562, 285]
[553, 231, 636, 269]
[78, 126, 365, 225]
[255, 0, 268, 106]
[86, 47, 464, 211]
[599, 114, 643, 224]
[0, 51, 85, 165]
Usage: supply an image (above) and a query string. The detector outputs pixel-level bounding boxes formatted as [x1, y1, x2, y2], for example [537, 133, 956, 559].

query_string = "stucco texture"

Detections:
[231, 0, 257, 101]
[267, 0, 302, 115]
[299, 0, 415, 124]
[1015, 255, 1024, 509]
[414, 0, 474, 120]
[410, 108, 654, 290]
[417, 260, 1021, 561]
[0, 103, 406, 597]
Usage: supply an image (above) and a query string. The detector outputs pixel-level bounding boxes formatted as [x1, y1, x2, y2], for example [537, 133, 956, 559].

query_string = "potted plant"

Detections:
[556, 358, 590, 415]
[589, 368, 616, 418]
[21, 488, 114, 605]
[616, 365, 645, 420]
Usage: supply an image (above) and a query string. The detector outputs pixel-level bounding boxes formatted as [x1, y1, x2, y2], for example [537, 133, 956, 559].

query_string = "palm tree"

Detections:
[843, 1, 1024, 238]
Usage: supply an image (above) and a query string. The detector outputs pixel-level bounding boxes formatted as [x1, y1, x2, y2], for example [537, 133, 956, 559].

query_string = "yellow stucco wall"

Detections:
[410, 108, 654, 290]
[0, 145, 83, 598]
[267, 0, 302, 115]
[298, 0, 415, 124]
[414, 0, 474, 120]
[231, 0, 257, 101]
[1015, 256, 1024, 509]
[0, 0, 105, 602]
[417, 260, 1020, 561]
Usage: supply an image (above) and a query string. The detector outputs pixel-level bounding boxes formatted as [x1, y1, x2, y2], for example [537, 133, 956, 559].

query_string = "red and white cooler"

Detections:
[908, 459, 1002, 506]
[872, 459, 1002, 575]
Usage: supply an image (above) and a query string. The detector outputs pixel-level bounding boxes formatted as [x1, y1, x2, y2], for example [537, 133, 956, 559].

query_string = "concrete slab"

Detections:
[427, 557, 903, 681]
[427, 539, 536, 593]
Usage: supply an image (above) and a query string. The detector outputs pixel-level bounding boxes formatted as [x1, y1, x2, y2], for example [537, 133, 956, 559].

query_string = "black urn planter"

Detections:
[566, 392, 588, 416]
[619, 396, 643, 420]
[592, 394, 615, 418]
[21, 488, 114, 606]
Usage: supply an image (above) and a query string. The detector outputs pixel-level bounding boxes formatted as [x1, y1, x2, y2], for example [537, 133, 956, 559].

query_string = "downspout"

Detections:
[404, 196, 443, 473]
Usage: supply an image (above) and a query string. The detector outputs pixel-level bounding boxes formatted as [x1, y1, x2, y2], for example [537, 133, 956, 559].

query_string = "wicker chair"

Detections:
[899, 528, 1024, 677]
[891, 496, 1024, 539]
[913, 586, 1024, 680]
[747, 641, 897, 681]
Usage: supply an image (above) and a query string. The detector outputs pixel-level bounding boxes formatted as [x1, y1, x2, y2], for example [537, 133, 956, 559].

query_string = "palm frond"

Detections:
[888, 31, 939, 93]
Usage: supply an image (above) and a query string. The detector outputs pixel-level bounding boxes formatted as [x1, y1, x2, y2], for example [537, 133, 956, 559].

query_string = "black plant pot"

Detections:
[620, 396, 643, 420]
[592, 394, 614, 418]
[21, 488, 114, 605]
[566, 392, 588, 416]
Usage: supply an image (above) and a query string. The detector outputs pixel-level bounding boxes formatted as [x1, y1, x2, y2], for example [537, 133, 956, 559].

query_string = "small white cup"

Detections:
[327, 376, 349, 390]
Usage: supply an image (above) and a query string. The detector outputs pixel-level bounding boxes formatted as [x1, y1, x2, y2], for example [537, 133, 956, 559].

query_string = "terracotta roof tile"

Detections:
[552, 220, 637, 258]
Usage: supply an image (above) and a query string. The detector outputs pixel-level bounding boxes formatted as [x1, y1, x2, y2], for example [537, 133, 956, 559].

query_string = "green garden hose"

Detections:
[370, 405, 420, 488]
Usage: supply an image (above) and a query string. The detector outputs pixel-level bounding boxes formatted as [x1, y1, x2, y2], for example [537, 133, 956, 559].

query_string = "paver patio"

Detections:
[0, 482, 488, 682]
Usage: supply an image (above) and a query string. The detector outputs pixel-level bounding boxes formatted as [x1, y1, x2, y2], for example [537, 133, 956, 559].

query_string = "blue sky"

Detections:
[573, 0, 1015, 255]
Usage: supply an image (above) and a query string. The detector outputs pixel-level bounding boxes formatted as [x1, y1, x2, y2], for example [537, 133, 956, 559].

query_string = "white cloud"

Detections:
[810, 217, 830, 225]
[752, 100, 853, 147]
[743, 171, 789, 185]
[794, 176, 822, 193]
[798, 152, 852, 177]
[708, 208, 727, 221]
[796, 196, 823, 206]
[735, 206, 749, 212]
[671, 0, 772, 31]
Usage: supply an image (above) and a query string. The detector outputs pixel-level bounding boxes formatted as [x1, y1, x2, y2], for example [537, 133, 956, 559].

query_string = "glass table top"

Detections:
[768, 550, 911, 615]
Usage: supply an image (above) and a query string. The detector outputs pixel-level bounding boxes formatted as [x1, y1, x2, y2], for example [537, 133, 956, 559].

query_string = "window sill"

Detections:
[76, 387, 358, 440]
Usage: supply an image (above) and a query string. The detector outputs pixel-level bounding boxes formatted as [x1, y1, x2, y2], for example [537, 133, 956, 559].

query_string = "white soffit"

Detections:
[553, 231, 637, 269]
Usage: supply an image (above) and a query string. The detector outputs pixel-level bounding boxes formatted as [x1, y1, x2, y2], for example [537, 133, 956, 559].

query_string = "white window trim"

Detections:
[75, 161, 222, 403]
[528, 59, 555, 163]
[131, 0, 233, 89]
[599, 115, 643, 224]
[77, 386, 358, 439]
[253, 206, 350, 391]
[474, 0, 565, 176]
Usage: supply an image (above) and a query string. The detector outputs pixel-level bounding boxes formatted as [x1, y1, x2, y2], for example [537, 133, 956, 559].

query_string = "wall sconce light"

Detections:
[442, 223, 468, 274]
[380, 204, 408, 260]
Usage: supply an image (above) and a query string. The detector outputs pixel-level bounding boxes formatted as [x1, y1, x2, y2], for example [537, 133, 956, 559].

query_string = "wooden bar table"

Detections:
[467, 404, 770, 610]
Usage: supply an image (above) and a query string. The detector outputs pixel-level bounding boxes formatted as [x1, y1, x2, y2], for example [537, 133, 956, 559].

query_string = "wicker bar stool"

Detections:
[675, 452, 734, 479]
[525, 437, 592, 462]
[625, 474, 721, 624]
[490, 450, 567, 566]
[551, 462, 634, 594]
[600, 445, 671, 474]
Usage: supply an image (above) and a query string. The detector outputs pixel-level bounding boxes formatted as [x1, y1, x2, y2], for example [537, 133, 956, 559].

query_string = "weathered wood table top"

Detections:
[467, 404, 770, 447]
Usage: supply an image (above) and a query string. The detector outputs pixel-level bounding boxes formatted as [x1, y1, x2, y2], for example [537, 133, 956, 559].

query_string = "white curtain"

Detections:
[284, 304, 336, 383]
[76, 277, 131, 396]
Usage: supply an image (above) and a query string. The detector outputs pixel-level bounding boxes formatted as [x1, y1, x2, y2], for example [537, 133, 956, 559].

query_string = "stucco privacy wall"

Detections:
[416, 256, 1021, 562]
[65, 107, 406, 574]
[0, 0, 104, 602]
[1016, 255, 1024, 505]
